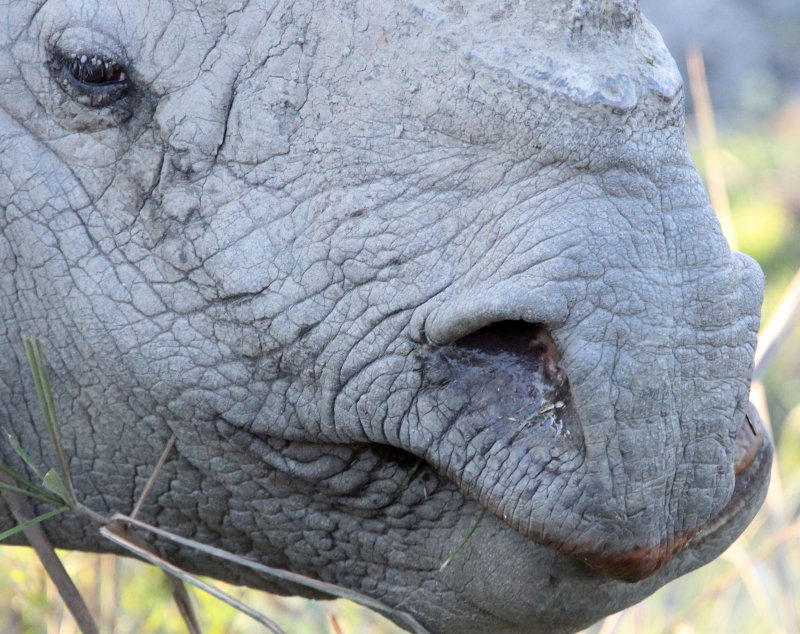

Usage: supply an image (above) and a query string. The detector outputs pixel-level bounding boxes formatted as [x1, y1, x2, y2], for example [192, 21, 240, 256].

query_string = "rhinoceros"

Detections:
[0, 1, 771, 632]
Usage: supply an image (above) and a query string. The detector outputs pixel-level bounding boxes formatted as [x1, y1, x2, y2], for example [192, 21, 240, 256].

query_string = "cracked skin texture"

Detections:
[0, 1, 771, 633]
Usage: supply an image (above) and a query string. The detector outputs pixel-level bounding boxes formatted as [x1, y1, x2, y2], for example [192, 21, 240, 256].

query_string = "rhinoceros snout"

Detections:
[415, 274, 771, 582]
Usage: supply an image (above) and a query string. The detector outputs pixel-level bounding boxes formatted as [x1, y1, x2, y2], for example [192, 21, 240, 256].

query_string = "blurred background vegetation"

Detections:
[2, 21, 800, 634]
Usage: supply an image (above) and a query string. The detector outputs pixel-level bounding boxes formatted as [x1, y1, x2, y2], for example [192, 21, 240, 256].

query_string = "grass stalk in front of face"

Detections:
[2, 337, 432, 634]
[22, 338, 77, 509]
[0, 339, 99, 633]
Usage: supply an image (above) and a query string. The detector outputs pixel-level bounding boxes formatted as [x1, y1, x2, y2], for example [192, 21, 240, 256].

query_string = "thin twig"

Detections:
[110, 513, 430, 634]
[127, 434, 201, 633]
[0, 474, 99, 634]
[168, 573, 204, 634]
[100, 523, 285, 634]
[131, 434, 176, 520]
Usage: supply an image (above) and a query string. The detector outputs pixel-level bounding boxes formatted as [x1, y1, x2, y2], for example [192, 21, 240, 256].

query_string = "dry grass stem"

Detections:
[329, 613, 345, 634]
[0, 476, 98, 634]
[131, 433, 176, 520]
[110, 513, 431, 634]
[100, 522, 286, 634]
[686, 45, 737, 250]
[754, 266, 800, 381]
[689, 44, 798, 634]
[595, 610, 624, 634]
[720, 541, 776, 629]
[664, 515, 800, 630]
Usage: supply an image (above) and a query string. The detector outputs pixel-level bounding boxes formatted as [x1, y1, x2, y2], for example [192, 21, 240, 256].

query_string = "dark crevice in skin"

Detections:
[369, 443, 425, 472]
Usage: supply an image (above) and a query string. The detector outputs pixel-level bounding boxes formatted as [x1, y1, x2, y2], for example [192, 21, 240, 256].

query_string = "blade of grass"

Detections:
[0, 479, 64, 507]
[5, 430, 46, 481]
[0, 506, 66, 542]
[439, 509, 486, 571]
[110, 513, 430, 634]
[22, 338, 76, 508]
[100, 524, 285, 634]
[0, 461, 56, 501]
[395, 457, 424, 495]
[42, 469, 71, 502]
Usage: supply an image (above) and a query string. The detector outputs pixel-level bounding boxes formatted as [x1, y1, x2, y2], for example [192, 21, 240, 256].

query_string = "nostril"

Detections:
[452, 321, 568, 387]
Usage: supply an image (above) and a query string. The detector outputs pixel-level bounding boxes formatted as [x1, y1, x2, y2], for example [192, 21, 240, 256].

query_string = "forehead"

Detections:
[31, 0, 634, 59]
[17, 0, 681, 140]
[36, 1, 259, 54]
[26, 1, 670, 76]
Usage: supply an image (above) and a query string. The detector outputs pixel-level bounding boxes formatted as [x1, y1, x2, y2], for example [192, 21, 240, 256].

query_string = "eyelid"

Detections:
[47, 25, 134, 105]
[48, 41, 133, 108]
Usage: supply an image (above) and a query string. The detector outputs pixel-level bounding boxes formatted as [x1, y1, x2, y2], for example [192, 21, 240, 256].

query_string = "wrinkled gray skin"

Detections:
[0, 1, 772, 632]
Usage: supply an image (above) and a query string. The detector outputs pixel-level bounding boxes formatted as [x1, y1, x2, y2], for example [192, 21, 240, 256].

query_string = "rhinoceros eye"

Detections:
[68, 53, 127, 85]
[52, 50, 131, 108]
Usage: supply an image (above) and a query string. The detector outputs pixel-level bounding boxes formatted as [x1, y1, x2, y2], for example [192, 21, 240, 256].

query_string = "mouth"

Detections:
[576, 403, 772, 581]
[418, 321, 772, 582]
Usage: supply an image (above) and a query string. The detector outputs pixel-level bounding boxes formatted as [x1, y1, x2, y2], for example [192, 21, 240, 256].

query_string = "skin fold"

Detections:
[0, 1, 771, 632]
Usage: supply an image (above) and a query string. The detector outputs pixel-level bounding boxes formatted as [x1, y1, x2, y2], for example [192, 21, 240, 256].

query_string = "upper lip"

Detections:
[570, 404, 772, 581]
[682, 404, 772, 548]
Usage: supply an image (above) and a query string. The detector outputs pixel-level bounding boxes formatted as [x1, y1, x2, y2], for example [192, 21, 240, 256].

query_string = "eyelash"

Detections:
[51, 49, 132, 108]
[66, 53, 128, 85]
